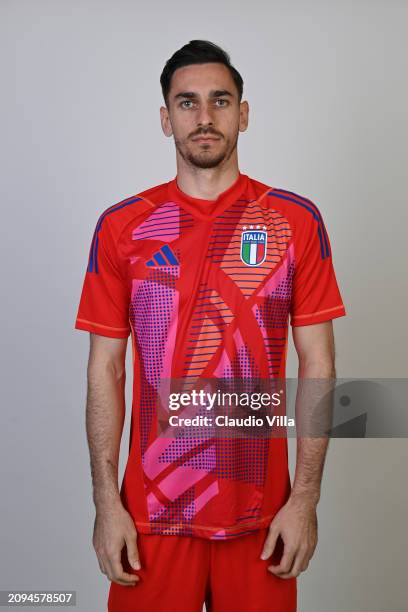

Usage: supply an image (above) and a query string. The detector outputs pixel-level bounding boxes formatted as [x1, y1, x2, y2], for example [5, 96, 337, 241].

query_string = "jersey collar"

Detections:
[167, 171, 249, 220]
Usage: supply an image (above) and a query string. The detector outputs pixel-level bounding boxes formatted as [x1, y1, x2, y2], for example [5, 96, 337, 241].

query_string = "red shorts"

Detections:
[108, 527, 297, 612]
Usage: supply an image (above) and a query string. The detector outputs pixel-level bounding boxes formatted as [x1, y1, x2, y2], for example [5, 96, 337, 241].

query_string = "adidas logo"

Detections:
[146, 244, 179, 267]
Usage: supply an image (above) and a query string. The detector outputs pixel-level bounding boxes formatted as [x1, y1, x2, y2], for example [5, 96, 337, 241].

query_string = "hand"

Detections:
[93, 502, 141, 586]
[260, 493, 318, 579]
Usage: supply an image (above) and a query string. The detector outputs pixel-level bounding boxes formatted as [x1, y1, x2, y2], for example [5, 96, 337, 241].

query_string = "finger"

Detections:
[268, 545, 297, 575]
[260, 525, 279, 560]
[125, 532, 141, 571]
[272, 572, 297, 580]
[278, 549, 305, 578]
[106, 553, 139, 586]
[276, 541, 315, 578]
[294, 547, 311, 574]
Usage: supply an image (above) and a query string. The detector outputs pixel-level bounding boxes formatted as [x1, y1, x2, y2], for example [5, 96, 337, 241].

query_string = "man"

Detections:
[75, 40, 346, 611]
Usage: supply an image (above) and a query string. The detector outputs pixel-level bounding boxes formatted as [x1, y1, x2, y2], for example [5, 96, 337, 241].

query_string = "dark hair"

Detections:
[160, 40, 244, 107]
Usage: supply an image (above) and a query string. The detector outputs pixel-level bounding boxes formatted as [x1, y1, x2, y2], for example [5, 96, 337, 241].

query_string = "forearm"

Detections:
[86, 360, 126, 512]
[291, 360, 336, 506]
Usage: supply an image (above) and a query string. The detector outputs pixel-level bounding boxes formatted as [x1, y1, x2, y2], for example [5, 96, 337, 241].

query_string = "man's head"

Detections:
[160, 40, 249, 170]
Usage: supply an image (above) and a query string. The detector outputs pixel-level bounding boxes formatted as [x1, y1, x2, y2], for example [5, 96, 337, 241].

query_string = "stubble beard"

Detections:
[174, 131, 239, 170]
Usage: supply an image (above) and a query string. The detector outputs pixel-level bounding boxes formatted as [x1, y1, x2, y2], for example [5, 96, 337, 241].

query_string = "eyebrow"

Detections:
[174, 89, 234, 100]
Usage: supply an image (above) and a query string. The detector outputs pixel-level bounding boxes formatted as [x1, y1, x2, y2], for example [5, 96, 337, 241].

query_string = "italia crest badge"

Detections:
[240, 225, 267, 266]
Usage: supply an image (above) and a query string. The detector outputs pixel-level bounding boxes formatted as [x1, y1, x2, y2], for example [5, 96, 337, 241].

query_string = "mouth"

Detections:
[192, 136, 221, 143]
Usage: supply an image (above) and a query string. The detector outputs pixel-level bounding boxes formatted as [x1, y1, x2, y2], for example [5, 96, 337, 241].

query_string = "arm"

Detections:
[291, 320, 335, 504]
[87, 333, 140, 586]
[261, 321, 336, 578]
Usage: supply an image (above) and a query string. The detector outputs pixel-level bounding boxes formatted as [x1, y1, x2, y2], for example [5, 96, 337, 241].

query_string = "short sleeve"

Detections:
[74, 213, 131, 339]
[290, 204, 346, 327]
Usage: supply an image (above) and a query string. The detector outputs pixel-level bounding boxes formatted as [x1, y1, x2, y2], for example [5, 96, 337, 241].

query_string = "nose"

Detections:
[196, 102, 214, 128]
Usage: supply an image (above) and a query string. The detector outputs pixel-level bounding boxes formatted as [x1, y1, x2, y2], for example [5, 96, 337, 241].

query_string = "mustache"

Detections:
[190, 129, 222, 138]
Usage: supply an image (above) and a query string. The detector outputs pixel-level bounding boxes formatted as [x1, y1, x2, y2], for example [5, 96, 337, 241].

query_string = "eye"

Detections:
[215, 98, 229, 106]
[180, 100, 194, 108]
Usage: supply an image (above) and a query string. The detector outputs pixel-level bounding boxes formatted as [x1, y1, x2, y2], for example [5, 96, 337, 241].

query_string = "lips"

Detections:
[192, 136, 220, 142]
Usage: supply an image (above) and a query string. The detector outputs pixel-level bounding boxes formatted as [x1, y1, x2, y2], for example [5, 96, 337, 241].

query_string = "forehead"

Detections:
[169, 63, 237, 97]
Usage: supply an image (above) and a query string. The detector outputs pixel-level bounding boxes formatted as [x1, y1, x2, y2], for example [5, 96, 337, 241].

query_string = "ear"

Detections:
[239, 100, 249, 133]
[160, 106, 173, 137]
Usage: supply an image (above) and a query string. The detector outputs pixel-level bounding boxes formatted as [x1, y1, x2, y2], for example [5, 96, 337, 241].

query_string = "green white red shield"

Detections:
[240, 230, 267, 266]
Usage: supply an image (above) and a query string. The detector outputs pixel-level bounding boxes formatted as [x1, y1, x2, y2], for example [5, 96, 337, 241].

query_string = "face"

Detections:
[160, 63, 249, 169]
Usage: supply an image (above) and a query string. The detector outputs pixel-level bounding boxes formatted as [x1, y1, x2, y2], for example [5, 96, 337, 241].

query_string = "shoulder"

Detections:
[93, 179, 170, 241]
[259, 182, 325, 229]
[248, 176, 331, 255]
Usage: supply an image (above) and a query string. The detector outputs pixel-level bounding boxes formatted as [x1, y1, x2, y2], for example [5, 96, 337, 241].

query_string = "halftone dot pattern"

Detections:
[148, 498, 168, 522]
[261, 330, 288, 378]
[159, 441, 216, 472]
[130, 267, 179, 453]
[252, 262, 294, 377]
[222, 343, 260, 379]
[215, 438, 269, 486]
[256, 262, 294, 329]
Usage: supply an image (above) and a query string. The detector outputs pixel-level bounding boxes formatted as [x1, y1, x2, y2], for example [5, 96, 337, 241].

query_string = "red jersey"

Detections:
[74, 172, 346, 539]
